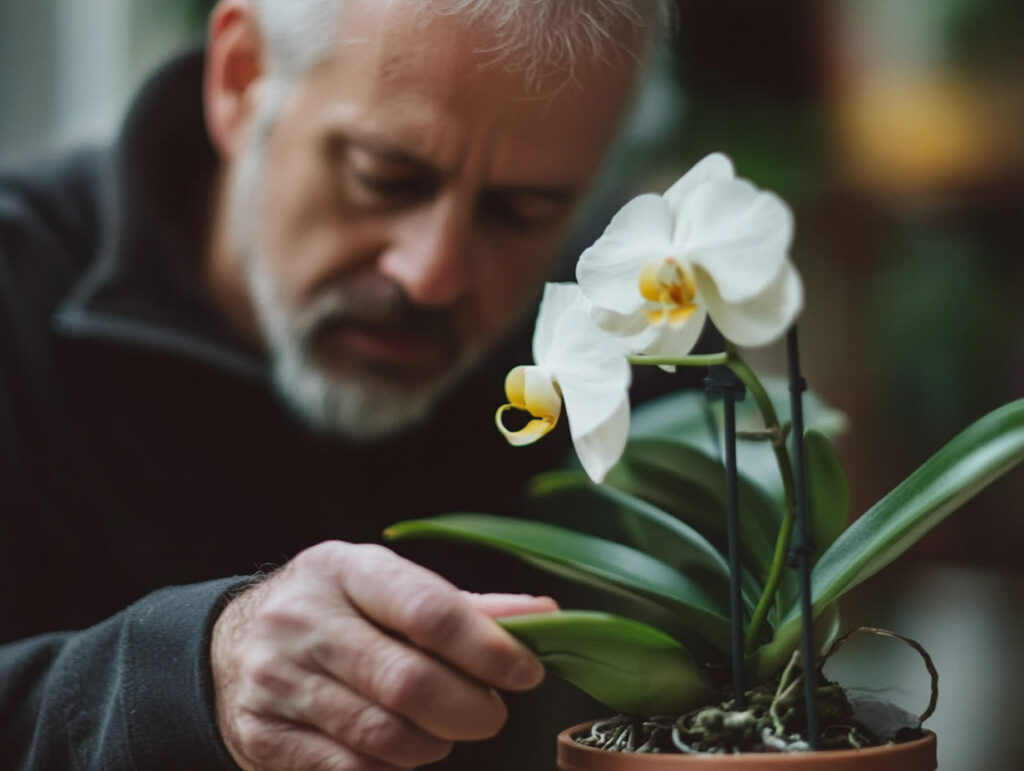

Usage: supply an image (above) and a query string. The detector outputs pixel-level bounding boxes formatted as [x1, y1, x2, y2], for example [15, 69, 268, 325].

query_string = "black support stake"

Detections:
[786, 326, 820, 750]
[705, 364, 746, 707]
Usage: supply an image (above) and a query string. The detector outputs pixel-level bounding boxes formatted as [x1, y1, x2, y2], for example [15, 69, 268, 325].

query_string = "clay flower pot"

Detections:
[556, 723, 937, 770]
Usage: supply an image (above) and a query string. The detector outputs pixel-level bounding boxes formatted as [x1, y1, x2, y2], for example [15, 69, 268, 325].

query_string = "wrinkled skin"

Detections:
[212, 543, 557, 770]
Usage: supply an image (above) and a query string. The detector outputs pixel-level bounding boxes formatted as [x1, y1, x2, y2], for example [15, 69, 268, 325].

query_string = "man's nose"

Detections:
[378, 193, 472, 308]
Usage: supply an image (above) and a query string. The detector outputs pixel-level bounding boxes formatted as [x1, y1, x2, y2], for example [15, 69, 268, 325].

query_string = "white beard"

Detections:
[228, 87, 479, 440]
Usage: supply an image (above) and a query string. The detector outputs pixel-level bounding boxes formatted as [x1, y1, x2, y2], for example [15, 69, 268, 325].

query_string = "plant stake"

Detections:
[705, 353, 747, 707]
[786, 325, 820, 749]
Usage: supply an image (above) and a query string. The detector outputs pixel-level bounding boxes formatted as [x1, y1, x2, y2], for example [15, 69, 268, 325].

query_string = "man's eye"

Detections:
[479, 192, 567, 231]
[350, 171, 433, 200]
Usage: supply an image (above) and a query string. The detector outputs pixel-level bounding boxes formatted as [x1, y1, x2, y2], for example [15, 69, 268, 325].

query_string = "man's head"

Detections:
[203, 0, 670, 439]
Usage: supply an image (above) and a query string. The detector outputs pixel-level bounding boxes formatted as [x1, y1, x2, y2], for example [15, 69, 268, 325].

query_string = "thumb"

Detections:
[463, 591, 559, 619]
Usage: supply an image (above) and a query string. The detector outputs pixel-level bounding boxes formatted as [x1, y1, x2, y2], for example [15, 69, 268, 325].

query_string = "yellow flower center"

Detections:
[495, 365, 562, 446]
[638, 257, 699, 328]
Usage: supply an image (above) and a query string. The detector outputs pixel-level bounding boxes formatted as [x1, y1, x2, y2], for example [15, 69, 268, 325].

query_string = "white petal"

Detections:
[681, 178, 794, 304]
[640, 305, 708, 357]
[663, 153, 735, 211]
[589, 305, 650, 344]
[549, 303, 632, 440]
[699, 260, 803, 347]
[532, 282, 582, 366]
[576, 194, 675, 315]
[572, 397, 631, 483]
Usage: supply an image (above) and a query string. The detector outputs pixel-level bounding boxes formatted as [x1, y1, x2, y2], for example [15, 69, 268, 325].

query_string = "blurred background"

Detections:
[2, 0, 1021, 768]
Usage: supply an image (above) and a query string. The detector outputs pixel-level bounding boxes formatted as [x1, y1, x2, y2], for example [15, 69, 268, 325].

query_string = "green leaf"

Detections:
[773, 399, 1024, 649]
[384, 514, 731, 655]
[803, 429, 850, 559]
[629, 378, 848, 503]
[499, 611, 716, 714]
[528, 470, 762, 614]
[603, 437, 781, 582]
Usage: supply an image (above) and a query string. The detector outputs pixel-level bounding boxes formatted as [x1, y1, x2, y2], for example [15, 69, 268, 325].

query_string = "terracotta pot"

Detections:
[557, 723, 937, 770]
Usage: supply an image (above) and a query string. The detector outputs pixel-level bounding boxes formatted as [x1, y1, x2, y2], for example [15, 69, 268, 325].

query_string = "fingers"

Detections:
[229, 715, 404, 771]
[212, 541, 552, 771]
[327, 543, 546, 692]
[309, 613, 507, 741]
[254, 664, 453, 766]
[463, 591, 559, 618]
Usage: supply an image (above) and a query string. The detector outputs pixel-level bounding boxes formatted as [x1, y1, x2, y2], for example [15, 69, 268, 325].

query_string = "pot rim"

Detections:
[557, 721, 937, 769]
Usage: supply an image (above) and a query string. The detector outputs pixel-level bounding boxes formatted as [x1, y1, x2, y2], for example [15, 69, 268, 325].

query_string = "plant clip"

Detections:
[704, 365, 746, 402]
[786, 540, 817, 569]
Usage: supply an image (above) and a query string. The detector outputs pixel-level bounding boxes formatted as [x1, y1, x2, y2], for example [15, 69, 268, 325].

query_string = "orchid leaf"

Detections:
[629, 378, 847, 502]
[773, 399, 1024, 648]
[528, 470, 762, 614]
[499, 611, 716, 714]
[602, 437, 781, 582]
[384, 514, 731, 655]
[804, 428, 850, 560]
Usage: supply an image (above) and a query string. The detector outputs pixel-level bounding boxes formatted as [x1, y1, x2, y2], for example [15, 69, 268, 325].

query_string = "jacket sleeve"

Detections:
[0, 578, 248, 770]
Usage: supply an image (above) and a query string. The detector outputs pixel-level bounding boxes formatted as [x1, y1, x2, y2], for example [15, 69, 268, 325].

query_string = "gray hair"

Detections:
[251, 0, 674, 81]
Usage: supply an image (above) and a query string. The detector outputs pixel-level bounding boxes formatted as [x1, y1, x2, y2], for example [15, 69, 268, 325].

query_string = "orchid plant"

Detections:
[386, 154, 1024, 747]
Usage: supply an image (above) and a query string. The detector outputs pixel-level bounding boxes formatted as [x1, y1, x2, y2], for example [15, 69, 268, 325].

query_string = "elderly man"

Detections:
[0, 0, 670, 768]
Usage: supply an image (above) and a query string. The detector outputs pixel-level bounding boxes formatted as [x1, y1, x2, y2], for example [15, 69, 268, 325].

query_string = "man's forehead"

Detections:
[293, 1, 639, 182]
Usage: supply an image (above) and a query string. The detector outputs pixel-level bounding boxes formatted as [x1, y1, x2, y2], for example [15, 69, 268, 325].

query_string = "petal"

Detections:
[576, 194, 675, 315]
[549, 301, 632, 440]
[698, 260, 803, 347]
[495, 405, 559, 446]
[679, 177, 794, 304]
[589, 305, 649, 341]
[663, 153, 736, 212]
[640, 304, 708, 358]
[524, 366, 563, 418]
[532, 283, 581, 366]
[572, 396, 631, 483]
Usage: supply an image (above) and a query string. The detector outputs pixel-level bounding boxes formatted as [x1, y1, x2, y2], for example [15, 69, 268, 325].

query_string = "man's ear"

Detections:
[205, 0, 266, 161]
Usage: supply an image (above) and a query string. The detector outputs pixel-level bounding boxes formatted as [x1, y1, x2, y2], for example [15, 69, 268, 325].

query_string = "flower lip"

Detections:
[495, 365, 562, 447]
[639, 258, 699, 329]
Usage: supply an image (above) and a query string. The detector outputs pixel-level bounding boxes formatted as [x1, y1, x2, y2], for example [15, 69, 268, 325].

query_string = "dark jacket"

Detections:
[0, 52, 588, 769]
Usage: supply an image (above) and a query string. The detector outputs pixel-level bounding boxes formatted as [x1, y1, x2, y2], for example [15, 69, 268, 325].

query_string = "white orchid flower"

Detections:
[496, 283, 632, 483]
[576, 153, 803, 356]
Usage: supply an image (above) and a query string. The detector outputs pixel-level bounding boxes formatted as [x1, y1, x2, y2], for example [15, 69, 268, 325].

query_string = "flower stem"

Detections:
[724, 350, 797, 653]
[628, 352, 730, 367]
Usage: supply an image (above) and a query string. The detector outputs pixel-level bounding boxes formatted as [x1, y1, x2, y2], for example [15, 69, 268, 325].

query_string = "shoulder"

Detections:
[0, 147, 107, 350]
[0, 146, 107, 302]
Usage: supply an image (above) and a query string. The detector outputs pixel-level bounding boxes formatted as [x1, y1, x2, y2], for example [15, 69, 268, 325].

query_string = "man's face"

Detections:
[233, 1, 637, 437]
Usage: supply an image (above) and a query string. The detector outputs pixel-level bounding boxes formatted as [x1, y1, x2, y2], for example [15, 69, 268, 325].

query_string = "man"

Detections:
[0, 0, 670, 768]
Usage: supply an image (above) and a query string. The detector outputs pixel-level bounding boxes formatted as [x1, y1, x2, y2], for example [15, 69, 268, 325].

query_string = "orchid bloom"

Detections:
[576, 153, 802, 356]
[496, 283, 632, 483]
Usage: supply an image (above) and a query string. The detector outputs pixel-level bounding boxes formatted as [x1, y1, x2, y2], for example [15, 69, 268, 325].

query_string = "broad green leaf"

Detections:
[499, 611, 716, 714]
[603, 437, 781, 582]
[774, 399, 1024, 642]
[528, 470, 762, 614]
[384, 514, 731, 654]
[630, 377, 848, 443]
[629, 378, 848, 503]
[804, 428, 850, 559]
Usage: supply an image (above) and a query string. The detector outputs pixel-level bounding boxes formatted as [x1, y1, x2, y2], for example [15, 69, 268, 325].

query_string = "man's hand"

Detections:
[211, 541, 556, 770]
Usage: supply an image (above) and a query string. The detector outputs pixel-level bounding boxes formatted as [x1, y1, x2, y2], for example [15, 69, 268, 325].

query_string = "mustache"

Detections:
[290, 273, 458, 348]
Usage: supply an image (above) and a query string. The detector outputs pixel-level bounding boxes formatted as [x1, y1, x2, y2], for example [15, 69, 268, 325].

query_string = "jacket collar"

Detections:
[54, 50, 265, 380]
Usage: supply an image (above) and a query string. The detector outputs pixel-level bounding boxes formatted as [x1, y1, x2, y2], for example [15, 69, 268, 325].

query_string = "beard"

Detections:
[229, 91, 481, 440]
